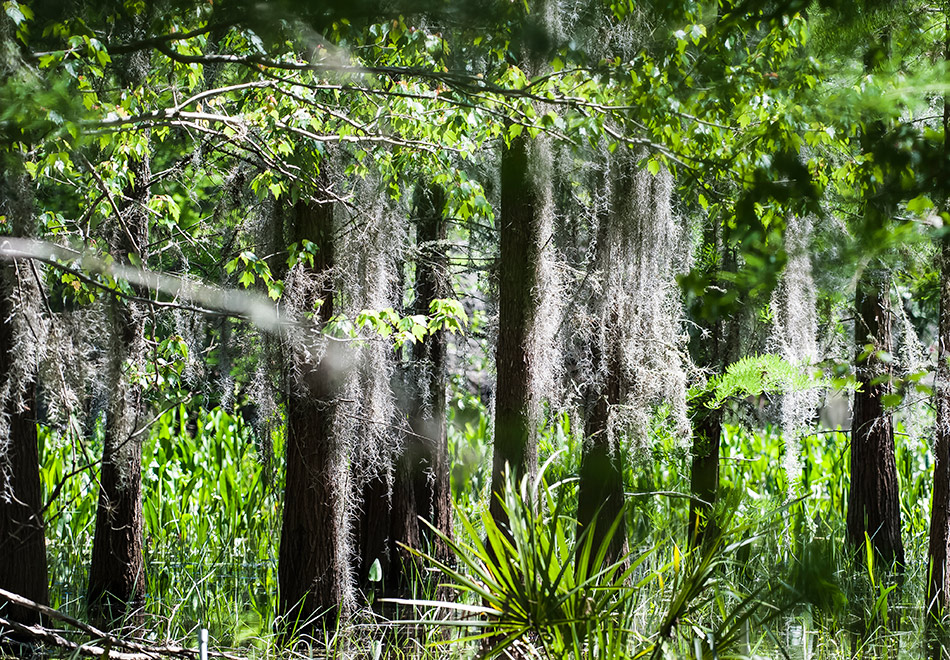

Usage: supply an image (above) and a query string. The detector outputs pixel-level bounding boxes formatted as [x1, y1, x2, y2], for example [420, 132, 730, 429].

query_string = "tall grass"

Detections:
[40, 406, 283, 649]
[36, 399, 939, 658]
[448, 411, 938, 658]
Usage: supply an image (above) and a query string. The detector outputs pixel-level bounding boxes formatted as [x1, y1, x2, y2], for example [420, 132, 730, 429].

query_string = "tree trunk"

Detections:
[575, 161, 628, 566]
[0, 172, 48, 628]
[86, 322, 146, 623]
[929, 238, 950, 620]
[277, 199, 345, 637]
[0, 373, 46, 628]
[86, 152, 149, 628]
[689, 401, 722, 549]
[490, 132, 542, 523]
[357, 472, 394, 597]
[846, 269, 904, 570]
[576, 322, 625, 568]
[377, 184, 454, 595]
[927, 15, 950, 626]
[356, 184, 453, 603]
[405, 183, 453, 570]
[688, 224, 726, 551]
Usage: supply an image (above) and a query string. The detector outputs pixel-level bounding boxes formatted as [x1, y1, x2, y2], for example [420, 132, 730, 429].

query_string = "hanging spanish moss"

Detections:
[526, 136, 567, 428]
[570, 144, 690, 561]
[276, 191, 350, 634]
[0, 167, 49, 624]
[769, 215, 819, 494]
[0, 174, 46, 487]
[893, 289, 931, 447]
[334, 179, 408, 612]
[575, 148, 690, 447]
[38, 303, 105, 435]
[526, 1, 567, 427]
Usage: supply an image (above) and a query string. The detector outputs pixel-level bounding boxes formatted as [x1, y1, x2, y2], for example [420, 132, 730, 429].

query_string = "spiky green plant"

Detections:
[387, 454, 644, 659]
[390, 455, 798, 660]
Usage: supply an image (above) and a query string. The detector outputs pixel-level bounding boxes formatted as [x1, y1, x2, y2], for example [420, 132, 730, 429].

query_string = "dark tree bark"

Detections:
[86, 150, 150, 628]
[688, 222, 726, 551]
[0, 372, 46, 628]
[86, 330, 146, 624]
[277, 199, 345, 637]
[846, 269, 904, 570]
[357, 468, 393, 598]
[357, 184, 453, 601]
[490, 132, 542, 524]
[688, 400, 722, 549]
[576, 319, 625, 567]
[406, 184, 453, 567]
[575, 157, 630, 567]
[0, 172, 48, 628]
[86, 26, 155, 628]
[841, 20, 904, 576]
[929, 238, 950, 621]
[927, 18, 950, 626]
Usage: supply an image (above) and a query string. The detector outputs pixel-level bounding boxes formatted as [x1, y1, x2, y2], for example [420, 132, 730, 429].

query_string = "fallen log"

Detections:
[0, 587, 241, 659]
[0, 615, 155, 660]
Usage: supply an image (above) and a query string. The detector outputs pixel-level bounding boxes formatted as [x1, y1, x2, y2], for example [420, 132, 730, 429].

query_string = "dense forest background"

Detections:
[3, 0, 950, 657]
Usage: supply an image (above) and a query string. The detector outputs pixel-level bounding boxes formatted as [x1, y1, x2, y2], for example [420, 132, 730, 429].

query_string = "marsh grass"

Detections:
[34, 404, 940, 658]
[40, 406, 283, 650]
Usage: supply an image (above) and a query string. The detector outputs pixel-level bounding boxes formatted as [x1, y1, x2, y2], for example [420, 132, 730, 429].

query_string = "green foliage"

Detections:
[393, 458, 799, 660]
[41, 406, 282, 647]
[391, 459, 644, 659]
[8, 0, 950, 656]
[694, 353, 827, 410]
[395, 458, 647, 659]
[225, 251, 283, 301]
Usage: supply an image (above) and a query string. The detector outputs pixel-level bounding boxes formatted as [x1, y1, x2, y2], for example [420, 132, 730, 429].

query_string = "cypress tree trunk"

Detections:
[380, 184, 453, 595]
[86, 25, 154, 627]
[843, 16, 903, 573]
[574, 153, 684, 562]
[86, 308, 146, 623]
[688, 401, 722, 549]
[0, 372, 46, 627]
[575, 156, 629, 566]
[576, 318, 625, 566]
[846, 269, 904, 569]
[86, 153, 149, 628]
[277, 199, 345, 636]
[357, 465, 393, 598]
[0, 171, 48, 627]
[927, 19, 950, 624]
[491, 132, 542, 523]
[356, 184, 453, 601]
[688, 223, 725, 551]
[929, 238, 950, 620]
[405, 183, 453, 566]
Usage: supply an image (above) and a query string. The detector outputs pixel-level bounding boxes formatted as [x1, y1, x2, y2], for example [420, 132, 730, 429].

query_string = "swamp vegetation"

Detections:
[4, 0, 950, 658]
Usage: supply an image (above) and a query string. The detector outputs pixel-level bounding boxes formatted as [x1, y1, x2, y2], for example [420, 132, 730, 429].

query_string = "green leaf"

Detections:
[368, 558, 382, 583]
[906, 194, 933, 215]
[881, 393, 902, 409]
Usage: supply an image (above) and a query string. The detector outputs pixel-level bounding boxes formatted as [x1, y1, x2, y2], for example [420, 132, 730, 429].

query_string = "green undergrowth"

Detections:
[34, 403, 939, 658]
[40, 405, 284, 649]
